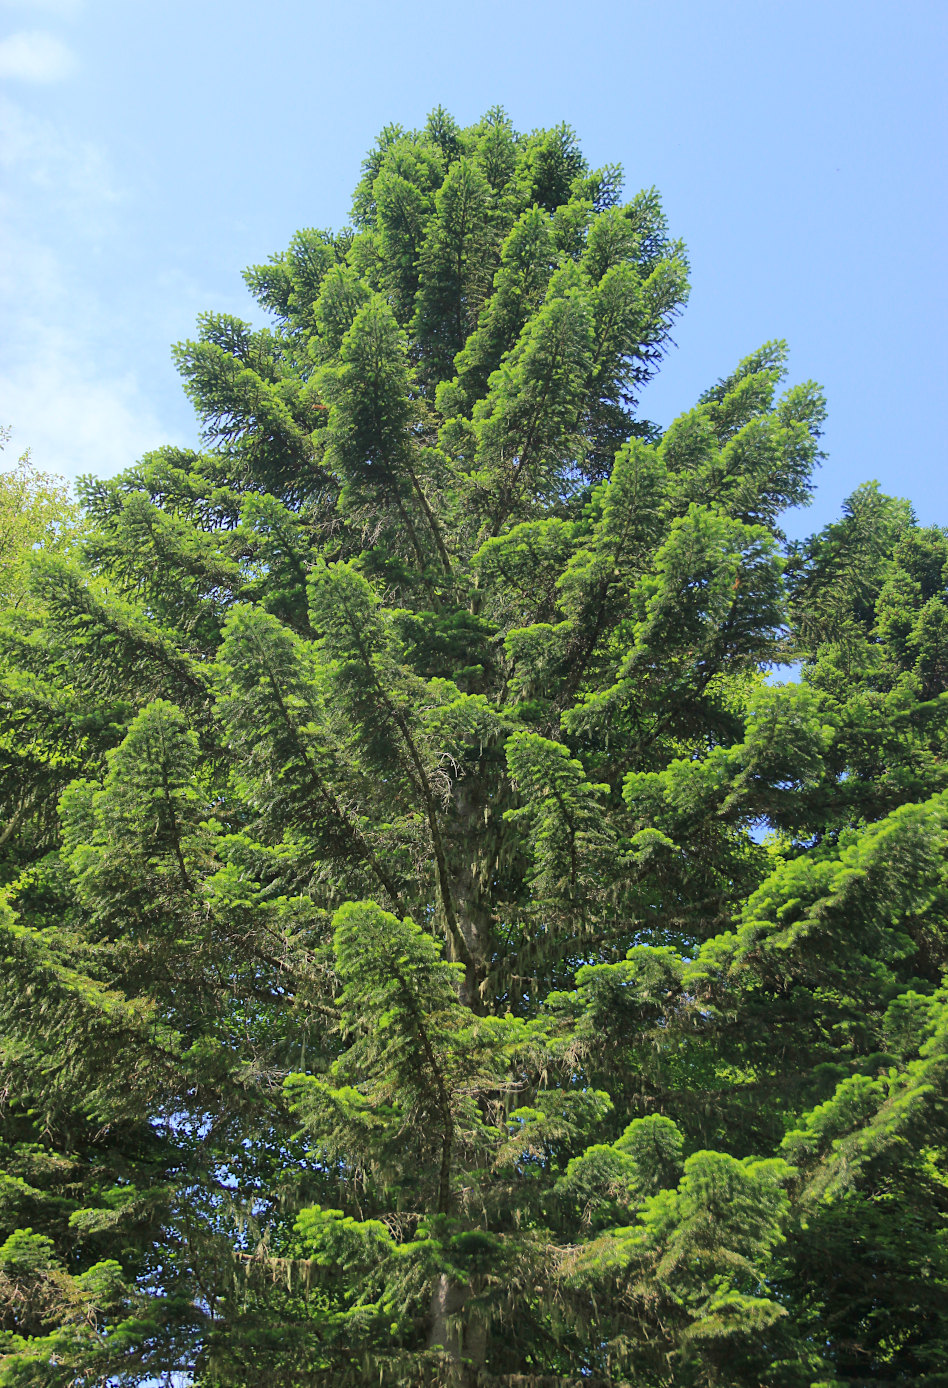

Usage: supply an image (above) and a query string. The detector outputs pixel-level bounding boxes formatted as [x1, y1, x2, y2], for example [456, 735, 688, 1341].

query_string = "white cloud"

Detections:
[0, 339, 176, 482]
[0, 29, 75, 81]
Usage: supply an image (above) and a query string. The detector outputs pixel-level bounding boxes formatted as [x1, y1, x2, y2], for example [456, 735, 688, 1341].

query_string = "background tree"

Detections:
[0, 430, 76, 609]
[0, 111, 945, 1386]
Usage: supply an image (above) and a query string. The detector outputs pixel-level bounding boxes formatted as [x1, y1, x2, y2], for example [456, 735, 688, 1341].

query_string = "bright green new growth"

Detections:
[1, 108, 945, 1386]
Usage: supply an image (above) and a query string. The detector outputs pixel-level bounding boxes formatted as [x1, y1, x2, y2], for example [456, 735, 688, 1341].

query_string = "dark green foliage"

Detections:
[1, 109, 944, 1387]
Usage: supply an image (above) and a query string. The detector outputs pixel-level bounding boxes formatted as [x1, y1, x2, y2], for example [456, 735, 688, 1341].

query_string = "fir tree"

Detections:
[1, 111, 945, 1387]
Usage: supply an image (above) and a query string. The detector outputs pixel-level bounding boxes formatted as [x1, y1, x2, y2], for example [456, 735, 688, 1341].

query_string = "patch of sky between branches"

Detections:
[766, 660, 802, 685]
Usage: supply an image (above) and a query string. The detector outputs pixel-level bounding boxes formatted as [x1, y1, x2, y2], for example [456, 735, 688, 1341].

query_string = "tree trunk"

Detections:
[427, 1274, 485, 1385]
[448, 778, 495, 1008]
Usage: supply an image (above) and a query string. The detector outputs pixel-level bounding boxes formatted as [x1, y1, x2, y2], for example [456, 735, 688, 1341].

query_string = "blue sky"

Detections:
[1, 0, 945, 539]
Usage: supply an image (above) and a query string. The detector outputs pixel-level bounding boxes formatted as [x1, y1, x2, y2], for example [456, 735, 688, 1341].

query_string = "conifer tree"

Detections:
[1, 110, 945, 1387]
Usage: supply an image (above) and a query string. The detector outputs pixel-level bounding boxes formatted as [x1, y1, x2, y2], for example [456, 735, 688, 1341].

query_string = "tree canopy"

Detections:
[1, 108, 945, 1387]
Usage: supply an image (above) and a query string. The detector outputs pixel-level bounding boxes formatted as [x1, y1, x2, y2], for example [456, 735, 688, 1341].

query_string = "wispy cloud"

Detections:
[0, 29, 76, 81]
[0, 1, 82, 19]
[0, 94, 119, 229]
[0, 223, 178, 480]
[1, 336, 174, 483]
[0, 96, 192, 482]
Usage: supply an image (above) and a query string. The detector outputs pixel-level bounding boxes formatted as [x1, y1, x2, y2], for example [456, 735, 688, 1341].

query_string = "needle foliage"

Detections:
[1, 110, 946, 1387]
